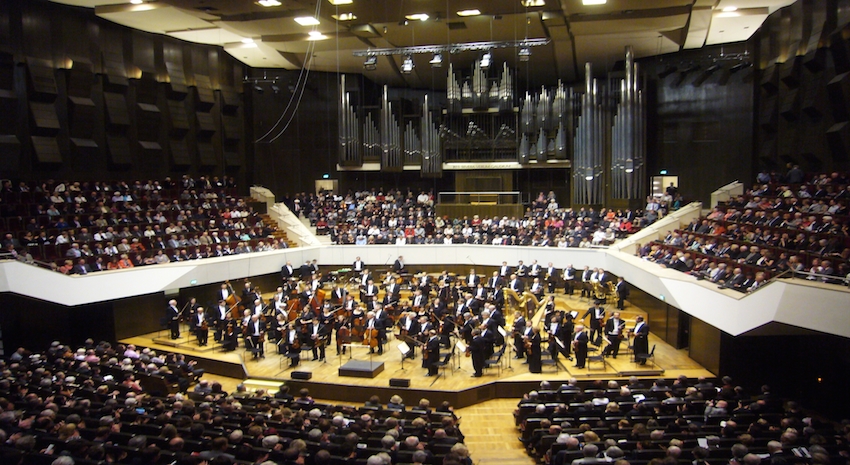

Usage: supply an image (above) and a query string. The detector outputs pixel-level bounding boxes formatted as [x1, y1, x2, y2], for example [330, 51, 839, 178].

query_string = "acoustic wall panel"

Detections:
[31, 136, 61, 164]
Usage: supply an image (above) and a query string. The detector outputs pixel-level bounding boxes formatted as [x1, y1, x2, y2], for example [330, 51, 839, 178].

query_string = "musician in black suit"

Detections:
[280, 324, 300, 366]
[213, 299, 230, 342]
[615, 277, 630, 310]
[465, 269, 481, 289]
[365, 311, 384, 355]
[361, 279, 380, 302]
[527, 327, 542, 373]
[397, 311, 420, 359]
[469, 329, 487, 377]
[384, 280, 402, 304]
[166, 299, 181, 339]
[280, 261, 295, 280]
[391, 255, 405, 273]
[307, 316, 329, 361]
[562, 265, 577, 295]
[580, 266, 593, 298]
[330, 284, 348, 305]
[508, 274, 524, 293]
[511, 311, 527, 359]
[487, 271, 504, 290]
[631, 316, 649, 365]
[546, 310, 565, 363]
[516, 260, 528, 277]
[582, 301, 605, 344]
[373, 304, 391, 349]
[193, 307, 209, 346]
[499, 261, 511, 277]
[299, 261, 313, 279]
[572, 324, 589, 368]
[423, 330, 441, 376]
[602, 311, 626, 358]
[246, 315, 266, 359]
[545, 262, 558, 293]
[352, 256, 365, 273]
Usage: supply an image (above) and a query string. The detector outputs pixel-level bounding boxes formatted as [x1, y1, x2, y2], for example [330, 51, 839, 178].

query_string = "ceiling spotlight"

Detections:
[258, 0, 281, 6]
[518, 47, 531, 62]
[480, 51, 492, 70]
[332, 13, 357, 21]
[241, 38, 255, 44]
[429, 53, 443, 67]
[722, 6, 738, 12]
[363, 55, 378, 71]
[521, 0, 545, 6]
[401, 55, 415, 74]
[582, 0, 607, 5]
[294, 16, 321, 26]
[271, 84, 280, 93]
[328, 0, 353, 4]
[457, 9, 481, 17]
[130, 0, 144, 4]
[254, 85, 263, 93]
[405, 13, 430, 21]
[307, 30, 329, 40]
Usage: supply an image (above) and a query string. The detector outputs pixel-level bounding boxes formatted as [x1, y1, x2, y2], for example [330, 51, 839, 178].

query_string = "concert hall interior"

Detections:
[1, 1, 850, 464]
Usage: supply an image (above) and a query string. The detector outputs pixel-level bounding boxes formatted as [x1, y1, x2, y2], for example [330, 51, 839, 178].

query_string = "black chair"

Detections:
[434, 352, 454, 377]
[483, 346, 506, 376]
[635, 344, 656, 366]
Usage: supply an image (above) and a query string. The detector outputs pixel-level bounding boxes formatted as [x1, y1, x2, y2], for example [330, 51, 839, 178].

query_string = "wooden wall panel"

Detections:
[688, 317, 721, 376]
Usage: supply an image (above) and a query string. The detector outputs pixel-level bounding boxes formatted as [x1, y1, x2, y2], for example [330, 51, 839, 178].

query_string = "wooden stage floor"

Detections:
[121, 293, 713, 407]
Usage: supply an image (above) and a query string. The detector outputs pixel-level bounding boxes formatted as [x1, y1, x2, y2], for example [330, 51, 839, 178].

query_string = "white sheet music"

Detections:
[497, 326, 507, 337]
[455, 341, 467, 353]
[397, 342, 410, 354]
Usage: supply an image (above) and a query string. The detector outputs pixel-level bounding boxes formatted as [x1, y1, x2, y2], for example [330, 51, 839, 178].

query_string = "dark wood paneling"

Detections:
[113, 292, 165, 340]
[688, 318, 720, 376]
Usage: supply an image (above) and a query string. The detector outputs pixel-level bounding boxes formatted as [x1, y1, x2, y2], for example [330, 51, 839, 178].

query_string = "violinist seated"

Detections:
[221, 322, 238, 351]
[279, 323, 301, 367]
[193, 307, 210, 346]
[307, 316, 329, 361]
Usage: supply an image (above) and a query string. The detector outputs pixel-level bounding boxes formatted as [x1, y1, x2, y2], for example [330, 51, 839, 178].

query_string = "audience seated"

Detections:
[638, 171, 850, 289]
[0, 339, 467, 465]
[514, 377, 846, 465]
[0, 176, 292, 274]
[288, 189, 643, 247]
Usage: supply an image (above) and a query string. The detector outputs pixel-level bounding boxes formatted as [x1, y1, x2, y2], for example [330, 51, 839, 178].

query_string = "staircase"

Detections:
[260, 213, 298, 248]
[300, 217, 333, 245]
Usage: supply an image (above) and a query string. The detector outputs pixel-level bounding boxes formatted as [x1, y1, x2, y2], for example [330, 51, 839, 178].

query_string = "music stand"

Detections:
[455, 341, 467, 371]
[397, 342, 410, 370]
[497, 326, 512, 370]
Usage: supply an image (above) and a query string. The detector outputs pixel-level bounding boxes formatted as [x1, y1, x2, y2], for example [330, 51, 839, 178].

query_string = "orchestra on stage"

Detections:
[163, 256, 649, 376]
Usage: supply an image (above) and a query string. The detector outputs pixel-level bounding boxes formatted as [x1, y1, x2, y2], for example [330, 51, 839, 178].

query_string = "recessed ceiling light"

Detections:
[521, 0, 545, 6]
[332, 13, 357, 21]
[457, 9, 481, 17]
[405, 13, 430, 21]
[716, 11, 740, 17]
[722, 6, 738, 12]
[241, 38, 255, 44]
[307, 30, 329, 40]
[328, 0, 353, 5]
[257, 0, 281, 6]
[130, 0, 143, 4]
[294, 16, 321, 26]
[582, 0, 607, 5]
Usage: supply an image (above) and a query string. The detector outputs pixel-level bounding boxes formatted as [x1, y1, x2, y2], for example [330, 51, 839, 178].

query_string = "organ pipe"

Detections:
[611, 46, 646, 200]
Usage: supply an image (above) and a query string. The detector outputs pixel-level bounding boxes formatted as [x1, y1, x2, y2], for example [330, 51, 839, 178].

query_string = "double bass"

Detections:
[225, 280, 242, 319]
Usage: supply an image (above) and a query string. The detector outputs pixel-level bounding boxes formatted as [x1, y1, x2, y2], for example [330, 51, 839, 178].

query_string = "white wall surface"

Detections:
[1, 244, 847, 338]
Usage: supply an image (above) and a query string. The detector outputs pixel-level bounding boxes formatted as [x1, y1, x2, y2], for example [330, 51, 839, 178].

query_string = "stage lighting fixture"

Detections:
[480, 50, 492, 70]
[518, 47, 531, 62]
[363, 55, 378, 71]
[401, 55, 415, 74]
[429, 53, 443, 67]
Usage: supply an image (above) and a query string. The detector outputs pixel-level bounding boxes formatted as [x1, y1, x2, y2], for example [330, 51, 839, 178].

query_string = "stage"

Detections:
[121, 292, 713, 408]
